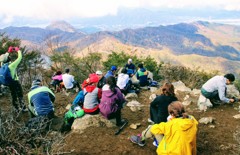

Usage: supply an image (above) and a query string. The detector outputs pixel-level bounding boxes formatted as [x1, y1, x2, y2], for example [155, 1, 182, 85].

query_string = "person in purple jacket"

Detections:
[99, 76, 127, 126]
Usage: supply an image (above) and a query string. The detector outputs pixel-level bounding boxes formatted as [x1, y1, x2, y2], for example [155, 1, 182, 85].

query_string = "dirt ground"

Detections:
[1, 88, 240, 155]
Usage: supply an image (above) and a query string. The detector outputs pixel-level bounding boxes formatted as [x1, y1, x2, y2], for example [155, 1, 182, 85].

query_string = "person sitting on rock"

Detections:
[201, 73, 235, 105]
[117, 68, 132, 95]
[136, 63, 149, 87]
[149, 82, 178, 124]
[124, 58, 136, 77]
[96, 70, 106, 89]
[99, 76, 127, 126]
[82, 73, 102, 115]
[105, 66, 117, 79]
[51, 70, 63, 92]
[130, 101, 198, 155]
[27, 79, 55, 119]
[62, 68, 80, 92]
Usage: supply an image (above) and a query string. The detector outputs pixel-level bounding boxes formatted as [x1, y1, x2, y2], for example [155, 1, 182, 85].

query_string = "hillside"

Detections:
[79, 37, 240, 75]
[1, 83, 240, 155]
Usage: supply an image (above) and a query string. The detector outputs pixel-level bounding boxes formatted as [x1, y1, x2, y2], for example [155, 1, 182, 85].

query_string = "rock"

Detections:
[130, 106, 141, 112]
[147, 71, 153, 80]
[125, 93, 138, 101]
[71, 114, 115, 133]
[198, 117, 214, 124]
[183, 95, 190, 100]
[233, 114, 240, 119]
[130, 123, 141, 129]
[149, 94, 157, 101]
[130, 124, 137, 129]
[209, 125, 215, 128]
[126, 100, 142, 107]
[182, 100, 192, 106]
[150, 87, 158, 93]
[191, 89, 201, 96]
[172, 81, 191, 92]
[130, 74, 139, 85]
[197, 94, 213, 111]
[140, 86, 149, 90]
[66, 104, 71, 110]
[226, 85, 240, 97]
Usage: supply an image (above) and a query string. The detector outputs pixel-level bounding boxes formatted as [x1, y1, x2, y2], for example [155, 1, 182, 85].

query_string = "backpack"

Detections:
[0, 63, 13, 86]
[63, 105, 85, 130]
[72, 90, 88, 107]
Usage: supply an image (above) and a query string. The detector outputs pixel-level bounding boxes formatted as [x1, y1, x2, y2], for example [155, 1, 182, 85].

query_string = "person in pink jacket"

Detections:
[51, 71, 63, 91]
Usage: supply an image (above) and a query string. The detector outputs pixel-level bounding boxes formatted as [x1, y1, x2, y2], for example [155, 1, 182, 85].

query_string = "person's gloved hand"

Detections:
[13, 47, 19, 52]
[8, 46, 20, 53]
[8, 46, 14, 53]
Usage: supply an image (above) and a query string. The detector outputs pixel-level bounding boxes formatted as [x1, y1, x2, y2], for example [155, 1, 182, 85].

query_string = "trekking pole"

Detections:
[115, 120, 128, 135]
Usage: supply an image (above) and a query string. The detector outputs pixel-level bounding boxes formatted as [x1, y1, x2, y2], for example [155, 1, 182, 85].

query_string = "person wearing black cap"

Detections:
[201, 73, 236, 105]
[27, 79, 55, 118]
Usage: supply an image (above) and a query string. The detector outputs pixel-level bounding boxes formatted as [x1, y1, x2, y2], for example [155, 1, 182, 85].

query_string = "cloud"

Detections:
[0, 0, 239, 26]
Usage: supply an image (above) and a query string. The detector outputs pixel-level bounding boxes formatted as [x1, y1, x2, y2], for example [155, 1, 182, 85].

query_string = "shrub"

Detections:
[158, 63, 218, 89]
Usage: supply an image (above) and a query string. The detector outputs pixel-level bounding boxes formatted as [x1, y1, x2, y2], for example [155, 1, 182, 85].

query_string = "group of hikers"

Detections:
[0, 46, 238, 155]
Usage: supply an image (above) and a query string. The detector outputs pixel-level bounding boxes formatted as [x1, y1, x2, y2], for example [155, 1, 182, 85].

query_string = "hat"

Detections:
[128, 58, 132, 62]
[31, 79, 41, 87]
[89, 73, 99, 83]
[0, 53, 9, 63]
[96, 70, 103, 75]
[111, 66, 117, 71]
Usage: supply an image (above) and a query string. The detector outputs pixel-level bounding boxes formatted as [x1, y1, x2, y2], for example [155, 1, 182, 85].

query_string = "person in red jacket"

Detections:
[82, 73, 102, 115]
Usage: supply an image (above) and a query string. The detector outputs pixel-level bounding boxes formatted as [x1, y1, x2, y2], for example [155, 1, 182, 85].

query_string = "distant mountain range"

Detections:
[0, 20, 240, 75]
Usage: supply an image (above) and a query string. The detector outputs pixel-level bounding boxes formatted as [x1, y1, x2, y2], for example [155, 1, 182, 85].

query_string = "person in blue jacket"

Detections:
[105, 66, 117, 78]
[27, 79, 55, 118]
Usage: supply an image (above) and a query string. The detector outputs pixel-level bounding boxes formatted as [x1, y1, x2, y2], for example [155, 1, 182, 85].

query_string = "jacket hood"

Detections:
[140, 68, 146, 72]
[178, 116, 198, 131]
[118, 73, 125, 78]
[85, 85, 97, 92]
[102, 84, 116, 97]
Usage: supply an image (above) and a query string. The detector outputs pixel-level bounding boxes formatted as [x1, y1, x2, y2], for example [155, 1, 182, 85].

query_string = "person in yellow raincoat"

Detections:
[151, 101, 198, 155]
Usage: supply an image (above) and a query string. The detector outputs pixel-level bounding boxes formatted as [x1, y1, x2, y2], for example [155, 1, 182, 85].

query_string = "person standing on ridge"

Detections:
[0, 46, 27, 112]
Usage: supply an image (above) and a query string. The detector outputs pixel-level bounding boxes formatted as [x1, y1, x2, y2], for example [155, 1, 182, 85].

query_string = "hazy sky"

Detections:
[0, 0, 239, 27]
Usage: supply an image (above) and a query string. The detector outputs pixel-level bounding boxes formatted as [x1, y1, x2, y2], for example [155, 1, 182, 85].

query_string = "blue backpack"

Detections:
[72, 90, 88, 106]
[0, 63, 13, 86]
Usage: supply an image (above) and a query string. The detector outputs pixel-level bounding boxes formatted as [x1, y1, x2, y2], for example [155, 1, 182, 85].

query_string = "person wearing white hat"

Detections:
[124, 58, 136, 77]
[96, 70, 106, 89]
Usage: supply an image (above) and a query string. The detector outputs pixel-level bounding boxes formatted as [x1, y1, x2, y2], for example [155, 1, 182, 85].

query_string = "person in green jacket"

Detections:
[0, 47, 27, 112]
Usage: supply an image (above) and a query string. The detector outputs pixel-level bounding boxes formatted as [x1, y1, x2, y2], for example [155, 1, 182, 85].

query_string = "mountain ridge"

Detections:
[0, 20, 239, 74]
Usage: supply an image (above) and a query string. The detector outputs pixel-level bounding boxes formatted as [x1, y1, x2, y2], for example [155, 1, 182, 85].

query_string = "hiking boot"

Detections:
[130, 134, 146, 147]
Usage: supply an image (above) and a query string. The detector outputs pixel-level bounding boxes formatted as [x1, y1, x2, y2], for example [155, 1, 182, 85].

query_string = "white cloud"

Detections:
[0, 0, 239, 25]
